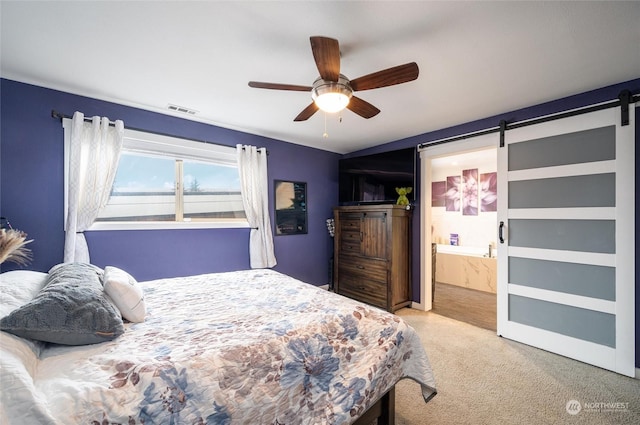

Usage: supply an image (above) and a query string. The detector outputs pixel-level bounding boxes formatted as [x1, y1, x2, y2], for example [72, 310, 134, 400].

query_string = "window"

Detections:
[64, 122, 247, 230]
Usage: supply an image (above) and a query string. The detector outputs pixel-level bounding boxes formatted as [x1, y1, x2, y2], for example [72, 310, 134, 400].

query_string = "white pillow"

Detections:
[0, 271, 48, 319]
[103, 266, 146, 323]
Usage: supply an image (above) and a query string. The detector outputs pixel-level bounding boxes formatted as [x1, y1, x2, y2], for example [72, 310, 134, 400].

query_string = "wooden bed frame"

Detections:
[353, 386, 395, 425]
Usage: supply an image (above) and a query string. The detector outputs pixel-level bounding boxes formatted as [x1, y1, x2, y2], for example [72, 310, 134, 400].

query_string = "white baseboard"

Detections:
[410, 301, 427, 311]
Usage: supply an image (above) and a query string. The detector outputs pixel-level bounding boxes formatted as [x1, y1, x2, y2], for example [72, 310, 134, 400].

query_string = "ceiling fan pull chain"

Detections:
[323, 112, 329, 138]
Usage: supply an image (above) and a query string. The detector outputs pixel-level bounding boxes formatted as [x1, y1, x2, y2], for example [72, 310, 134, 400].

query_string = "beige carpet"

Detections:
[393, 309, 640, 425]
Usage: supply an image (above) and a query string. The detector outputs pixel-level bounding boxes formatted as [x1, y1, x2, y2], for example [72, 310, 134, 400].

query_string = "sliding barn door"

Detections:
[497, 106, 635, 377]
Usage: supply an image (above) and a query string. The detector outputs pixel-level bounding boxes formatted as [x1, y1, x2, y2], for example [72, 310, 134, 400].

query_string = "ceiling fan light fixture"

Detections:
[249, 37, 418, 121]
[311, 75, 352, 113]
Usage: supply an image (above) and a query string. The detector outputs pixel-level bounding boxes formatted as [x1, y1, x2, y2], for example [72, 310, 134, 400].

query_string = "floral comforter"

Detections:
[1, 269, 436, 424]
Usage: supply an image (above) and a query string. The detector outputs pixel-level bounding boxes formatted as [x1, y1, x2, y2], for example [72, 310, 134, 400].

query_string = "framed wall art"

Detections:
[274, 180, 307, 235]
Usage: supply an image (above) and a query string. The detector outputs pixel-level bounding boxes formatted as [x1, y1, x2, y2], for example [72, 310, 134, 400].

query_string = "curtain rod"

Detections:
[51, 110, 267, 153]
[51, 110, 117, 126]
[418, 90, 639, 150]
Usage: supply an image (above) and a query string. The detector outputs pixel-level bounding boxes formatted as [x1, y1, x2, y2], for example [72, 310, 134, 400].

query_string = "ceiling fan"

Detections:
[248, 36, 419, 121]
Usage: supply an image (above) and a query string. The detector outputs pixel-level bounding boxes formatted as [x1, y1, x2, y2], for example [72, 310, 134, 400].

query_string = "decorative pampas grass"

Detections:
[0, 228, 33, 266]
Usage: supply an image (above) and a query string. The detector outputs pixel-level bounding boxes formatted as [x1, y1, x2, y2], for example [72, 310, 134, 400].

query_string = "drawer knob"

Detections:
[357, 265, 365, 269]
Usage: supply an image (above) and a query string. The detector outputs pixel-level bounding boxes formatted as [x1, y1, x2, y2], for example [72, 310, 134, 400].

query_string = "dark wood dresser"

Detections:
[333, 204, 412, 312]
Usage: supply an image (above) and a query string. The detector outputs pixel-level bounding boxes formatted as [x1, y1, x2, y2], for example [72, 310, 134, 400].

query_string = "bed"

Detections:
[0, 265, 436, 425]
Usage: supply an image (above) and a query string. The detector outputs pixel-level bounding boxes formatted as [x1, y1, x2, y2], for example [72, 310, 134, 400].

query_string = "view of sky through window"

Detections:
[112, 153, 241, 193]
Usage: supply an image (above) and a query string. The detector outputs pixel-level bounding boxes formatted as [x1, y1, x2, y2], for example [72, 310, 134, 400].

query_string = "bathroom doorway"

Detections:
[419, 133, 498, 331]
[431, 148, 497, 330]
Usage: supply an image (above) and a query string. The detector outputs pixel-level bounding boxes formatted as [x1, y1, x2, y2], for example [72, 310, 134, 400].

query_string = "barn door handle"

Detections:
[499, 221, 505, 244]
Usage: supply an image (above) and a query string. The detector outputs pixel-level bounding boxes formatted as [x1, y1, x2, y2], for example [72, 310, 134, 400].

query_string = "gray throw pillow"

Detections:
[0, 263, 124, 345]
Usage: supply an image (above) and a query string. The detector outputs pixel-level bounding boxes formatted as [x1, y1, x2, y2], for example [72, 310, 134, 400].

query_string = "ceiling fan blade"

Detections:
[294, 102, 320, 121]
[347, 96, 380, 119]
[248, 81, 312, 91]
[310, 36, 340, 82]
[350, 62, 419, 91]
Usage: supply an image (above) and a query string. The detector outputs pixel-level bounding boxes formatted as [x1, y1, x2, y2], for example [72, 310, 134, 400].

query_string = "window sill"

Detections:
[88, 220, 250, 231]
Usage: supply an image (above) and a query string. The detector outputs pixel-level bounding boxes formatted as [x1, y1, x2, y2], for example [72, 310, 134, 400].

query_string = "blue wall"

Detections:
[0, 79, 339, 285]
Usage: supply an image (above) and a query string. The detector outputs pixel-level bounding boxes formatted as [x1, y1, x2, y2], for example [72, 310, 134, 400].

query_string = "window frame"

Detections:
[63, 119, 249, 231]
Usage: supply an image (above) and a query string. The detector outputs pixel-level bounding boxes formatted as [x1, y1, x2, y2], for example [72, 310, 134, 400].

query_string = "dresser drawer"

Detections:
[340, 239, 361, 254]
[340, 231, 361, 254]
[338, 273, 387, 309]
[339, 256, 387, 282]
[340, 216, 361, 231]
[340, 230, 361, 245]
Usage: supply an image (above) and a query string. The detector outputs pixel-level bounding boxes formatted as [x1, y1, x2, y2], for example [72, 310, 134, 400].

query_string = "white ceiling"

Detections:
[2, 1, 639, 154]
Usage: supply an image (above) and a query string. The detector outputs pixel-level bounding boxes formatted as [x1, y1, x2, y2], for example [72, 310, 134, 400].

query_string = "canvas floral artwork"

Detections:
[462, 169, 478, 216]
[431, 181, 446, 207]
[480, 172, 498, 212]
[445, 176, 461, 211]
[434, 171, 497, 213]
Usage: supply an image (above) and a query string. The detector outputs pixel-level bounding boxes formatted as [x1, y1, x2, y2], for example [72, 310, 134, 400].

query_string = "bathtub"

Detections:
[435, 244, 497, 293]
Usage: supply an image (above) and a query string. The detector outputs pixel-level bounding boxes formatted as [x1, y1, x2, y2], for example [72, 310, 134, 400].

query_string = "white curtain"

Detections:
[64, 112, 124, 263]
[236, 144, 277, 268]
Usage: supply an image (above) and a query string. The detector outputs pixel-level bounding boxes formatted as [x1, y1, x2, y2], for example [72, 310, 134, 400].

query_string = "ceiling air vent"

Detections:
[167, 104, 198, 115]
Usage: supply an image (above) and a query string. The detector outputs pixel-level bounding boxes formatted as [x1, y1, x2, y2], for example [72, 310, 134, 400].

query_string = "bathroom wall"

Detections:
[431, 148, 497, 249]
